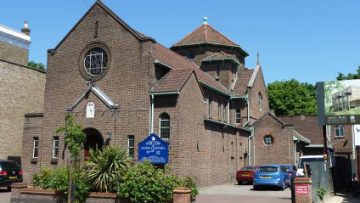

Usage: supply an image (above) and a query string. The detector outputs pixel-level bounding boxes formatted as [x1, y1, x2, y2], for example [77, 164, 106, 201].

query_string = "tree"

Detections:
[56, 114, 86, 203]
[28, 60, 46, 70]
[267, 79, 317, 116]
[337, 66, 360, 80]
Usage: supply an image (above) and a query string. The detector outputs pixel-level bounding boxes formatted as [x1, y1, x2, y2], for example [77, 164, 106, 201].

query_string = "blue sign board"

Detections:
[138, 133, 168, 164]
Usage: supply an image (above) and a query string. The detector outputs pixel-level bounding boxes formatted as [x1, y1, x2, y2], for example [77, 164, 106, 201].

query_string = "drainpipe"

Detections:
[150, 94, 154, 133]
[246, 93, 250, 123]
[248, 126, 254, 165]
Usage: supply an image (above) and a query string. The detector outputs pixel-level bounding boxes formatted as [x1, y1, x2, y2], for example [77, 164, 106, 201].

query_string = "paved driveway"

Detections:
[0, 187, 11, 203]
[195, 183, 291, 203]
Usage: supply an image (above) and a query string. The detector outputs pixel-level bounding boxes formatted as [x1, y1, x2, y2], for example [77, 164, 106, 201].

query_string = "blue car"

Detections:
[253, 164, 290, 190]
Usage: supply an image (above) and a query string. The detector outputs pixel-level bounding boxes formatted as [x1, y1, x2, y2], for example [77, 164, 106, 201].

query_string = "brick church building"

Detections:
[22, 1, 309, 185]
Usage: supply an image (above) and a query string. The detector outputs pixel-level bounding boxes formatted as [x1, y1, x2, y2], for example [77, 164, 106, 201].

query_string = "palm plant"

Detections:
[81, 146, 130, 192]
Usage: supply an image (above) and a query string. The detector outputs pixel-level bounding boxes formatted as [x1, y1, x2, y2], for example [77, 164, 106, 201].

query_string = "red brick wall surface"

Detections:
[253, 114, 295, 165]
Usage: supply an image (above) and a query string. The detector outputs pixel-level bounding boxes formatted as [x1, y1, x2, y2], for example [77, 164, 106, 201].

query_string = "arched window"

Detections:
[159, 113, 170, 140]
[258, 92, 263, 112]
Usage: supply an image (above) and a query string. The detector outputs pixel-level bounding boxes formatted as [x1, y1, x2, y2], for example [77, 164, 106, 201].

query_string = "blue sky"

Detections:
[1, 0, 359, 84]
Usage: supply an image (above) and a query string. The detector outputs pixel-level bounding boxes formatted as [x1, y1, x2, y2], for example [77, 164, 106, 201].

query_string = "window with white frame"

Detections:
[335, 125, 345, 137]
[263, 135, 273, 146]
[159, 113, 170, 140]
[84, 47, 108, 76]
[52, 136, 59, 158]
[235, 109, 241, 123]
[223, 104, 226, 121]
[33, 137, 39, 158]
[258, 92, 263, 112]
[127, 135, 135, 158]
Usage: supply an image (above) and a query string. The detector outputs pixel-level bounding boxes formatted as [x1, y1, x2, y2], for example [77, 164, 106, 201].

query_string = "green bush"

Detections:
[180, 176, 198, 200]
[48, 167, 68, 192]
[116, 161, 181, 203]
[73, 170, 91, 203]
[33, 168, 51, 189]
[82, 146, 131, 192]
[32, 167, 90, 203]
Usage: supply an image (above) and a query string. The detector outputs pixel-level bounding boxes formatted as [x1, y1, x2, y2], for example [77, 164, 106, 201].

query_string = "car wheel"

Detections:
[238, 181, 242, 185]
[253, 185, 258, 190]
[7, 186, 11, 192]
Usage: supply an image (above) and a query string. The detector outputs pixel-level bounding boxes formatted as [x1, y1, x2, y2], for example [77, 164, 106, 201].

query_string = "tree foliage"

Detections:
[56, 114, 86, 161]
[267, 79, 317, 116]
[28, 61, 46, 71]
[337, 66, 360, 80]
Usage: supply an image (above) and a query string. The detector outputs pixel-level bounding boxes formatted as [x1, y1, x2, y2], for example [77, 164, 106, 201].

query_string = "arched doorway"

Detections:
[83, 128, 104, 159]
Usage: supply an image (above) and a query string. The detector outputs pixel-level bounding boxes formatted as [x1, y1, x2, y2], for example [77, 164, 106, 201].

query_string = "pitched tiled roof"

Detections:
[202, 51, 240, 65]
[233, 68, 254, 96]
[151, 69, 194, 93]
[153, 44, 230, 95]
[173, 24, 238, 47]
[171, 24, 248, 56]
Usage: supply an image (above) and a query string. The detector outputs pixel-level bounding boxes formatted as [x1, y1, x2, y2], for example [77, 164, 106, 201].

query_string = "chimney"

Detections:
[21, 21, 31, 36]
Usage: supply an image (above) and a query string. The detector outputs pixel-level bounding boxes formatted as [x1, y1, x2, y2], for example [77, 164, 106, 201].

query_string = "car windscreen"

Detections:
[0, 162, 18, 169]
[258, 166, 278, 172]
[240, 166, 254, 171]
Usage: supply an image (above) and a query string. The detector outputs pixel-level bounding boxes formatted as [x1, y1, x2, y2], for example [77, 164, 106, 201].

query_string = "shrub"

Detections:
[82, 146, 131, 192]
[116, 161, 181, 203]
[48, 167, 68, 192]
[73, 170, 91, 203]
[180, 176, 199, 200]
[33, 168, 51, 189]
[32, 167, 91, 203]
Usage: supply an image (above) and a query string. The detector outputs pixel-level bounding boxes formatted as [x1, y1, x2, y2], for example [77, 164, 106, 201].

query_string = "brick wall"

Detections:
[171, 45, 245, 66]
[0, 60, 45, 160]
[22, 114, 43, 182]
[247, 67, 268, 121]
[0, 41, 28, 66]
[329, 125, 353, 153]
[253, 113, 295, 165]
[279, 115, 323, 144]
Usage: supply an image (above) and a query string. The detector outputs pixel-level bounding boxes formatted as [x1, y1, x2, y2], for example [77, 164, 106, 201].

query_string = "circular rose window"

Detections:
[263, 135, 273, 146]
[84, 47, 108, 76]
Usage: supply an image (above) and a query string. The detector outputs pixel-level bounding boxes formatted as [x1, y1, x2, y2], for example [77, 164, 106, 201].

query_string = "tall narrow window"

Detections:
[159, 113, 170, 140]
[216, 65, 220, 79]
[223, 104, 227, 121]
[218, 101, 221, 120]
[33, 137, 39, 158]
[258, 92, 263, 112]
[52, 136, 59, 159]
[208, 97, 212, 118]
[235, 109, 241, 123]
[335, 125, 345, 137]
[232, 65, 238, 81]
[127, 135, 135, 158]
